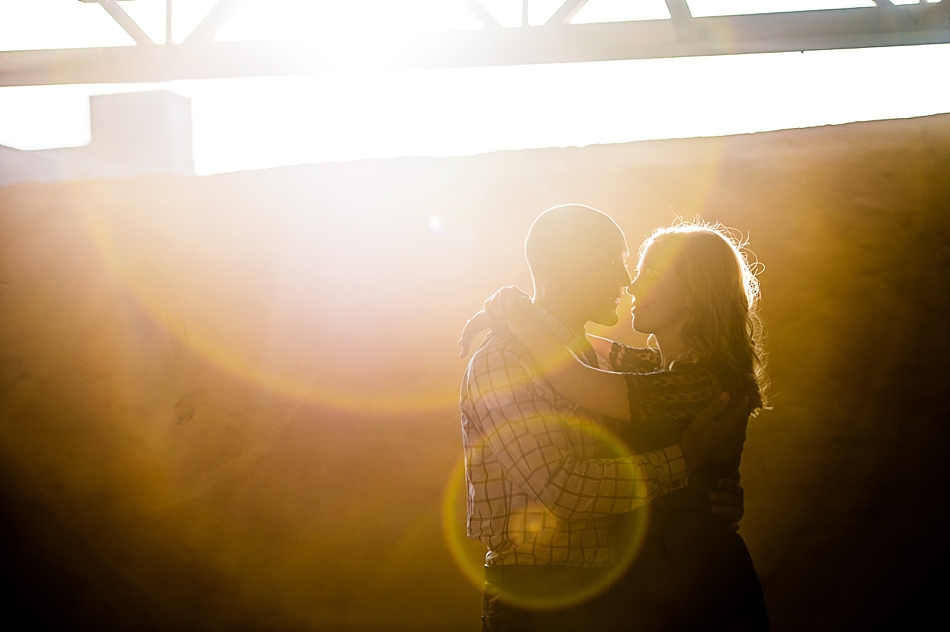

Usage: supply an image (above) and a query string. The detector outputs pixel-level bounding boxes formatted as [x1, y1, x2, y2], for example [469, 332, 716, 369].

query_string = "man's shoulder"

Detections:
[463, 331, 536, 385]
[461, 331, 545, 409]
[470, 330, 531, 363]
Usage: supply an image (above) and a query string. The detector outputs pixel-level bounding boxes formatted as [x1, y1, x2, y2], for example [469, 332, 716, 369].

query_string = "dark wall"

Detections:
[1, 114, 949, 630]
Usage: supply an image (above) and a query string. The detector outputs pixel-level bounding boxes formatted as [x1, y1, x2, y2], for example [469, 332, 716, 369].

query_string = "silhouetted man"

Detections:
[459, 205, 747, 632]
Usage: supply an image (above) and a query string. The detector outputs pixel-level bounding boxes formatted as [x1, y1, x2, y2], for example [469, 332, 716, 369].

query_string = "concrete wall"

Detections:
[0, 143, 104, 185]
[0, 91, 193, 186]
[1, 114, 949, 630]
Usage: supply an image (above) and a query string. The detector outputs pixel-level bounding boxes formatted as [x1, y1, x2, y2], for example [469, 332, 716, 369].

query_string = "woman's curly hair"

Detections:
[639, 220, 769, 413]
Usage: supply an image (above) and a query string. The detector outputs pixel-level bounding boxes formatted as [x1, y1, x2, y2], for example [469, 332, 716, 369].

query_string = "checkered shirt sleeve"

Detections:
[461, 331, 688, 565]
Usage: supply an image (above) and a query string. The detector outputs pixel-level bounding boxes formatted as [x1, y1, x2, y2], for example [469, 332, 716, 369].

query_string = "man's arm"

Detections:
[711, 478, 745, 531]
[463, 295, 749, 524]
[467, 340, 690, 521]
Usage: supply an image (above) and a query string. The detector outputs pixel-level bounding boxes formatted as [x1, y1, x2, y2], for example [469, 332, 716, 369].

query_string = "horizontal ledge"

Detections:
[2, 5, 949, 86]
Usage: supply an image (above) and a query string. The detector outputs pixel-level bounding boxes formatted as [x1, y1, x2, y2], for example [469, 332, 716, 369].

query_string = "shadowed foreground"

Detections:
[1, 114, 949, 630]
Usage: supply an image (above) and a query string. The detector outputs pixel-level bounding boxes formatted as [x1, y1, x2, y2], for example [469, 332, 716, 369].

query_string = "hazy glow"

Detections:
[572, 0, 671, 24]
[1, 2, 949, 176]
[0, 0, 134, 50]
[72, 169, 481, 413]
[217, 0, 483, 42]
[0, 0, 222, 48]
[473, 0, 542, 27]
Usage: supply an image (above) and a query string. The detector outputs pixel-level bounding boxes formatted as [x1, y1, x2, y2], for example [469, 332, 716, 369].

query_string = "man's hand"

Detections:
[710, 478, 745, 531]
[679, 393, 749, 472]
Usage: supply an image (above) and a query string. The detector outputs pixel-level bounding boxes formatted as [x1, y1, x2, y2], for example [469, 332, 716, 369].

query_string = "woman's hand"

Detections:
[484, 286, 530, 326]
[458, 286, 530, 358]
[458, 310, 490, 358]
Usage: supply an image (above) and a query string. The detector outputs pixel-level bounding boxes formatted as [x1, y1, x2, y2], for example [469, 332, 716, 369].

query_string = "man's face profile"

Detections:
[541, 224, 631, 327]
[565, 234, 631, 327]
[527, 205, 633, 328]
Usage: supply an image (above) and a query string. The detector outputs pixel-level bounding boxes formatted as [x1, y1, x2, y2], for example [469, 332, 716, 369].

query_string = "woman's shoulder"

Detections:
[610, 342, 662, 373]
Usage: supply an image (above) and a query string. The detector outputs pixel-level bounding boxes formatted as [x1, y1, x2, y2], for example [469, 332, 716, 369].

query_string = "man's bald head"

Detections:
[524, 205, 631, 328]
[525, 205, 625, 282]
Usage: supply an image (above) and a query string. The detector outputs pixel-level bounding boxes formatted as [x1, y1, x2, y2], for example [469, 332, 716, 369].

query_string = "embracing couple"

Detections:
[458, 205, 770, 631]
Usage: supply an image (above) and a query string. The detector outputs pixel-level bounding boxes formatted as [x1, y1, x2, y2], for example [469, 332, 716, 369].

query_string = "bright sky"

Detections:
[1, 0, 948, 175]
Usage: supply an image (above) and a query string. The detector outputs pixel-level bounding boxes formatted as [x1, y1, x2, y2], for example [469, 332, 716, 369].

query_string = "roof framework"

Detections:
[1, 0, 948, 86]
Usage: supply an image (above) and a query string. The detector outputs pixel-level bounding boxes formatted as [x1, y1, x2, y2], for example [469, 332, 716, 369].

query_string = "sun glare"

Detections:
[1, 2, 949, 175]
[217, 0, 483, 41]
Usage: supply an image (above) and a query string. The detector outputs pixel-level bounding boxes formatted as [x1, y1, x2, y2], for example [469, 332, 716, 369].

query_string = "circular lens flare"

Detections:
[76, 199, 461, 415]
[441, 420, 652, 611]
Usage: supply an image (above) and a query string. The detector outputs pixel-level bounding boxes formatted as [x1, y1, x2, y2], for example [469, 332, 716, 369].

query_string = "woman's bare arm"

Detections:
[458, 287, 531, 358]
[458, 309, 491, 358]
[509, 308, 631, 421]
[587, 335, 615, 366]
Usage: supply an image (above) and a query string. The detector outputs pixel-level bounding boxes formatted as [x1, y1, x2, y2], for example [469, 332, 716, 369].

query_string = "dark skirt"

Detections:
[593, 505, 770, 632]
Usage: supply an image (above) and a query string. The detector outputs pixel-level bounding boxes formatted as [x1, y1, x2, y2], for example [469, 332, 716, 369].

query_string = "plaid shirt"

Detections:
[459, 307, 688, 567]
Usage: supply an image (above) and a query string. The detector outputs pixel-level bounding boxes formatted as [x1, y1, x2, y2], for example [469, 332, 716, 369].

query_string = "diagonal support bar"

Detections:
[82, 0, 155, 46]
[460, 0, 502, 29]
[166, 0, 173, 45]
[665, 0, 697, 40]
[184, 0, 247, 44]
[545, 0, 589, 26]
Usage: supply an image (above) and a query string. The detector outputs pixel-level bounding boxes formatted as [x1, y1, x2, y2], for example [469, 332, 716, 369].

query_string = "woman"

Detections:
[467, 221, 769, 630]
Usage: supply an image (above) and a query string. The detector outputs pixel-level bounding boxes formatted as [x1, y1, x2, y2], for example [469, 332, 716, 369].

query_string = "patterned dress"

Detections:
[602, 343, 770, 632]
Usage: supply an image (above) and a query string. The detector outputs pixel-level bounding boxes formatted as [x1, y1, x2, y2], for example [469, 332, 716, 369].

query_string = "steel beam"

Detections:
[545, 0, 589, 26]
[664, 0, 698, 40]
[3, 4, 949, 87]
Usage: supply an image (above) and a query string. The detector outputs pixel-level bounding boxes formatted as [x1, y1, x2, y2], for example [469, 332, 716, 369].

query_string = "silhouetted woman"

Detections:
[471, 222, 770, 631]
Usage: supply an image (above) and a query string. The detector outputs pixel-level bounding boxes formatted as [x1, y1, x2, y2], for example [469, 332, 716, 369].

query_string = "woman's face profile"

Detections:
[628, 242, 690, 337]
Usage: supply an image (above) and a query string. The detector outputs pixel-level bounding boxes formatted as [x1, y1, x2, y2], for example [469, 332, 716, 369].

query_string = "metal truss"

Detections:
[1, 0, 948, 86]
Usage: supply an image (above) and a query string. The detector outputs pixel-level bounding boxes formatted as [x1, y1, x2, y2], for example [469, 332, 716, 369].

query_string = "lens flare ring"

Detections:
[441, 419, 652, 611]
[77, 204, 458, 414]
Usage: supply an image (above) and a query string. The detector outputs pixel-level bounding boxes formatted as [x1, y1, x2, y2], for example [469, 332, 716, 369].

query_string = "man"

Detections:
[459, 205, 747, 631]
